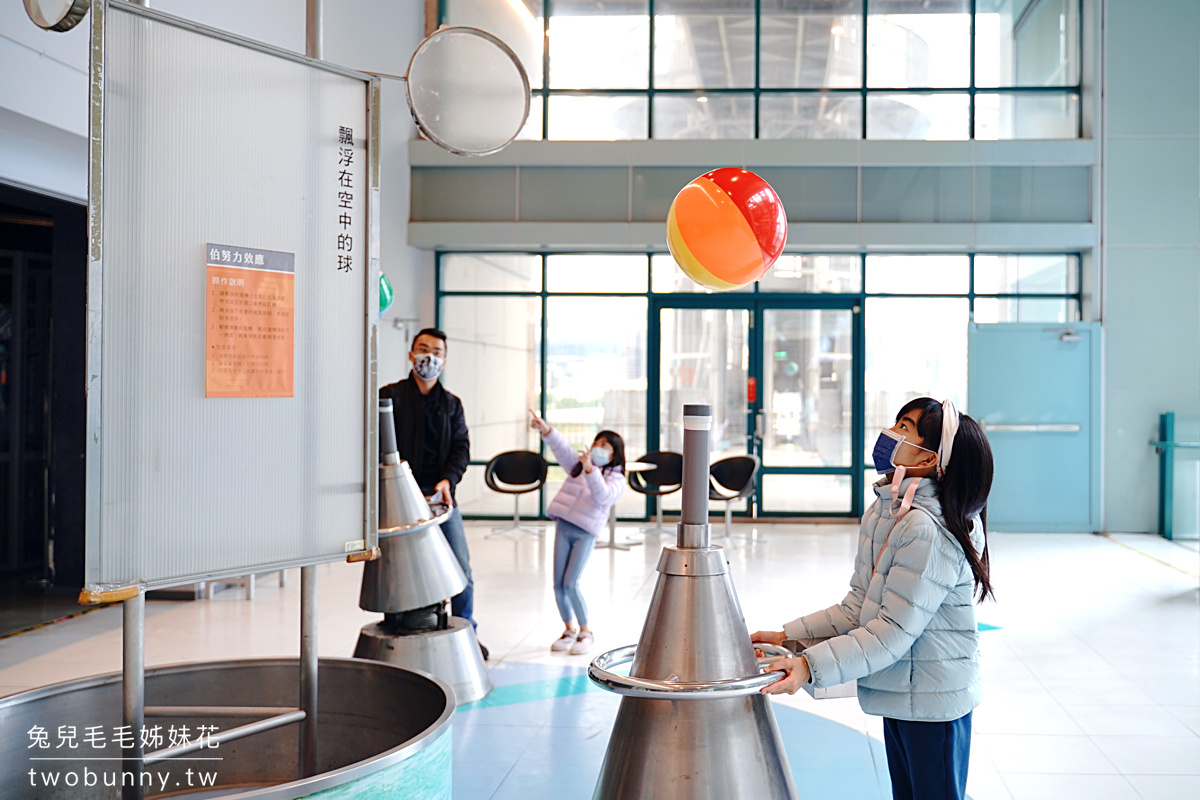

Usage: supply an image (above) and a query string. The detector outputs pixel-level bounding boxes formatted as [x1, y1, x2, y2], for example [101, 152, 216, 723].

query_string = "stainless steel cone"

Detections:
[355, 400, 491, 703]
[359, 459, 467, 613]
[589, 404, 798, 800]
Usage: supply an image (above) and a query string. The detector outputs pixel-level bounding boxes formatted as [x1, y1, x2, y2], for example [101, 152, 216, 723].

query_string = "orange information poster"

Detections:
[205, 243, 295, 398]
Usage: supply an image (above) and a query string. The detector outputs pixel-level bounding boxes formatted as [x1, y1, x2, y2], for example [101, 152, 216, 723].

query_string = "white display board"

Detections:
[84, 1, 379, 592]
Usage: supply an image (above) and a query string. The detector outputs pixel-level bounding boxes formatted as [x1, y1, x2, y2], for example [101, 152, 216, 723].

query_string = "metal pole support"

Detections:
[123, 588, 145, 800]
[300, 565, 318, 777]
[306, 0, 323, 60]
[678, 404, 712, 549]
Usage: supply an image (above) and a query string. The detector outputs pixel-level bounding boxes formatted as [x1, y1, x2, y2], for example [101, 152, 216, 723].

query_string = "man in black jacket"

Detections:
[379, 328, 481, 649]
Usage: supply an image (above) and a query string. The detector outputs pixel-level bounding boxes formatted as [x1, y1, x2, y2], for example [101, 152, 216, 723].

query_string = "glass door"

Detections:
[654, 304, 751, 514]
[756, 304, 861, 515]
[651, 297, 863, 518]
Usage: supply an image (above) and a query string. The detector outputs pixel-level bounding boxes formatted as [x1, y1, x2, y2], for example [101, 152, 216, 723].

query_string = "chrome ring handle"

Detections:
[754, 642, 797, 667]
[377, 503, 453, 540]
[587, 643, 795, 700]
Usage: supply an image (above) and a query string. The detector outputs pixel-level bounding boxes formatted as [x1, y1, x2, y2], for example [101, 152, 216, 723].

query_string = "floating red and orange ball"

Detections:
[666, 168, 787, 291]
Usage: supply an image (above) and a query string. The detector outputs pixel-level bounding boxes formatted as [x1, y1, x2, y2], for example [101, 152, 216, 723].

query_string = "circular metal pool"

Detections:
[0, 657, 453, 798]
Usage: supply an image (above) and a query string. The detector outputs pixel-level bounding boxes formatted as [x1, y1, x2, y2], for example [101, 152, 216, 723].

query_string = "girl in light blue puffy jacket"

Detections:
[753, 397, 994, 800]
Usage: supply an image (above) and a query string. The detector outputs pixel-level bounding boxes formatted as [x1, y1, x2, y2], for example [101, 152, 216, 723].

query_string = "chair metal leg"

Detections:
[487, 493, 545, 538]
[597, 504, 644, 550]
[640, 496, 670, 536]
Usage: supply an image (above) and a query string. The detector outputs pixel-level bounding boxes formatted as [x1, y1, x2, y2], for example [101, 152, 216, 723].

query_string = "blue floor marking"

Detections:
[978, 622, 1001, 631]
[459, 664, 974, 799]
[458, 673, 601, 712]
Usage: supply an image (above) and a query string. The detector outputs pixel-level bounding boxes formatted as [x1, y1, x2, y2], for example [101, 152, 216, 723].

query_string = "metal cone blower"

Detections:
[588, 404, 798, 799]
[354, 399, 492, 703]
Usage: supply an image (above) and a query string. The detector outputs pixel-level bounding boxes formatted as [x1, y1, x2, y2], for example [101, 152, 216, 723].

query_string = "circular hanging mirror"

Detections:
[24, 0, 90, 32]
[404, 26, 531, 157]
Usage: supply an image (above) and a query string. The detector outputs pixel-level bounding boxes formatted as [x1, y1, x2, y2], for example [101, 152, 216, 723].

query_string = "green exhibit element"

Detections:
[774, 350, 788, 360]
[380, 273, 395, 315]
[458, 674, 601, 711]
[299, 730, 451, 800]
[977, 623, 1000, 632]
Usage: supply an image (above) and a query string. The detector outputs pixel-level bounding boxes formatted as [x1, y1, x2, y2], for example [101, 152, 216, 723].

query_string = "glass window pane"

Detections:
[445, 0, 546, 89]
[864, 297, 968, 457]
[546, 255, 648, 293]
[653, 94, 754, 139]
[441, 253, 542, 292]
[457, 464, 543, 517]
[867, 0, 971, 88]
[762, 308, 853, 468]
[761, 0, 863, 88]
[659, 308, 749, 459]
[867, 93, 969, 140]
[547, 95, 648, 140]
[865, 255, 969, 294]
[976, 166, 1090, 223]
[758, 255, 862, 293]
[974, 92, 1079, 140]
[974, 254, 1078, 295]
[438, 295, 542, 461]
[762, 474, 852, 513]
[862, 167, 973, 223]
[651, 254, 753, 294]
[975, 0, 1079, 87]
[545, 296, 647, 462]
[516, 94, 544, 141]
[973, 297, 1079, 324]
[549, 1, 649, 89]
[655, 2, 755, 89]
[864, 468, 882, 510]
[759, 93, 862, 139]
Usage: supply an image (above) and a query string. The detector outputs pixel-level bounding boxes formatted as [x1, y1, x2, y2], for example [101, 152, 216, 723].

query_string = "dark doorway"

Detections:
[0, 183, 87, 636]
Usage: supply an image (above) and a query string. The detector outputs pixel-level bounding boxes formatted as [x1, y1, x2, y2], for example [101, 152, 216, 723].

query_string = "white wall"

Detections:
[320, 0, 434, 381]
[0, 0, 431, 374]
[0, 0, 89, 199]
[1101, 0, 1200, 531]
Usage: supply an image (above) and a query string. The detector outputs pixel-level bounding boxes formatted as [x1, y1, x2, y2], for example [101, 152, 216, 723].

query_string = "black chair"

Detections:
[627, 451, 684, 536]
[484, 450, 548, 538]
[709, 455, 761, 540]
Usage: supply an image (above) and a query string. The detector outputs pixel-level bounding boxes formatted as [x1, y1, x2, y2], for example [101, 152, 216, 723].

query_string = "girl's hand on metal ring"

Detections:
[760, 657, 810, 695]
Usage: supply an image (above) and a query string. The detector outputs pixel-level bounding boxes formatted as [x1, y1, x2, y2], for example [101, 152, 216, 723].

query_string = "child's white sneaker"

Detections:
[551, 629, 577, 652]
[569, 630, 594, 655]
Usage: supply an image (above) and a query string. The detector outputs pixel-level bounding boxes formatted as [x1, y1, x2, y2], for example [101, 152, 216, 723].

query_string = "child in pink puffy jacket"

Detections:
[529, 409, 626, 655]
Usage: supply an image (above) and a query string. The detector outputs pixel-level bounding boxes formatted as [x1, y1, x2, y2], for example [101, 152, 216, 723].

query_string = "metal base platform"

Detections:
[354, 616, 492, 704]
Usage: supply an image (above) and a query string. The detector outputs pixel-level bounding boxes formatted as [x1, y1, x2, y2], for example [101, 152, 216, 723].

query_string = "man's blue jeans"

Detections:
[438, 506, 474, 627]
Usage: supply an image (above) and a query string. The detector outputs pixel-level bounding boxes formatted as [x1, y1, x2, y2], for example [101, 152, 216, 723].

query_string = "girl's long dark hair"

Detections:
[897, 397, 995, 601]
[570, 430, 626, 478]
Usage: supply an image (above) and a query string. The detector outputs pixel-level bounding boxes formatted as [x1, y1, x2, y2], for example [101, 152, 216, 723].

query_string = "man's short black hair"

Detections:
[411, 327, 448, 351]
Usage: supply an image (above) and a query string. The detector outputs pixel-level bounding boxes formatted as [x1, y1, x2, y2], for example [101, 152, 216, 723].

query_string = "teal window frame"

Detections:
[435, 251, 1083, 521]
[438, 0, 1084, 140]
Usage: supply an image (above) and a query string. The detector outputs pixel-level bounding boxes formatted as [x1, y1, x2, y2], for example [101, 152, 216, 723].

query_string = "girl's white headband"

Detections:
[937, 399, 960, 480]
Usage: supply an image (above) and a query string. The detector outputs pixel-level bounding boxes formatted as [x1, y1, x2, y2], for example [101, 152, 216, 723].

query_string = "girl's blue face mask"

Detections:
[871, 429, 936, 473]
[589, 446, 611, 467]
[871, 429, 904, 472]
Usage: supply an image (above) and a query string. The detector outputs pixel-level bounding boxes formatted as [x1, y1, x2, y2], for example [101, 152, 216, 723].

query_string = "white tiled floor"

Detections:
[1, 524, 1197, 799]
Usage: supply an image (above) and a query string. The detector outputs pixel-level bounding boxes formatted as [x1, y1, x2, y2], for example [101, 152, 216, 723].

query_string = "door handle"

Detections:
[982, 423, 1081, 433]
